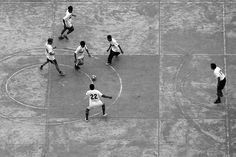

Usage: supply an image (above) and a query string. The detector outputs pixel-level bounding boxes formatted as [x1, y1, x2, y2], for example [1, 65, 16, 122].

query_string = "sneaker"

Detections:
[85, 118, 88, 122]
[106, 62, 111, 66]
[58, 36, 64, 40]
[40, 66, 43, 70]
[103, 113, 108, 117]
[63, 35, 69, 40]
[214, 99, 221, 104]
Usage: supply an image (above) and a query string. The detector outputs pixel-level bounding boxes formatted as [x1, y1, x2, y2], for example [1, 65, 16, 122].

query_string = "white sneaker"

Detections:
[103, 113, 108, 117]
[85, 118, 88, 121]
[105, 63, 111, 66]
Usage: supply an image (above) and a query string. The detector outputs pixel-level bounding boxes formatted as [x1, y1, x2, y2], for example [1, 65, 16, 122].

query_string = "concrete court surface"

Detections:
[0, 0, 236, 157]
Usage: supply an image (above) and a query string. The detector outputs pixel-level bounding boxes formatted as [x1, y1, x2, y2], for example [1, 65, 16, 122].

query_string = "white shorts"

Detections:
[75, 58, 84, 65]
[88, 100, 103, 109]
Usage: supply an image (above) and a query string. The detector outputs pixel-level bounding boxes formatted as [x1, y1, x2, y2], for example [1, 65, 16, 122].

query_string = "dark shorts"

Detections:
[218, 78, 226, 90]
[110, 49, 120, 55]
[47, 58, 57, 65]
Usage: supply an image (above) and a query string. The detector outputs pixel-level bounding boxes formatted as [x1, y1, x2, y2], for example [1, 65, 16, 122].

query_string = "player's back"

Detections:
[86, 89, 102, 102]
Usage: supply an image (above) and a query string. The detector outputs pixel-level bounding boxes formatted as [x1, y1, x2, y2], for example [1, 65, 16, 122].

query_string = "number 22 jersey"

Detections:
[86, 89, 103, 104]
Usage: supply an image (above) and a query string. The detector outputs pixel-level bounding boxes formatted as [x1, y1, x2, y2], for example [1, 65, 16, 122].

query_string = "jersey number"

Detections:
[90, 94, 98, 100]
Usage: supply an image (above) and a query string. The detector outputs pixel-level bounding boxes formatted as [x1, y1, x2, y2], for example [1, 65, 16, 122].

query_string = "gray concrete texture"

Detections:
[0, 1, 235, 157]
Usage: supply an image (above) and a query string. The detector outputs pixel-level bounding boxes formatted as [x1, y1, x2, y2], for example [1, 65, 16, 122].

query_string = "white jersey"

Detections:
[214, 67, 225, 81]
[109, 38, 120, 52]
[86, 89, 103, 105]
[45, 42, 55, 60]
[63, 10, 72, 27]
[74, 45, 88, 59]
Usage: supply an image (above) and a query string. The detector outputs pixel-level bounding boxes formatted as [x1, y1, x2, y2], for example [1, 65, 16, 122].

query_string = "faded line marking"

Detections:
[173, 54, 225, 143]
[89, 56, 123, 118]
[5, 64, 92, 110]
[223, 3, 230, 157]
[5, 64, 47, 110]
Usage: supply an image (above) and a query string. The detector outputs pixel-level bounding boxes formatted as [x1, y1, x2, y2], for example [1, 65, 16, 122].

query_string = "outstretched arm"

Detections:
[107, 45, 112, 52]
[86, 48, 91, 57]
[102, 94, 112, 99]
[118, 45, 124, 54]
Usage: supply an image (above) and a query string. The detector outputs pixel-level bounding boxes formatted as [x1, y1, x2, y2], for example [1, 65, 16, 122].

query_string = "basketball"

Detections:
[91, 75, 96, 81]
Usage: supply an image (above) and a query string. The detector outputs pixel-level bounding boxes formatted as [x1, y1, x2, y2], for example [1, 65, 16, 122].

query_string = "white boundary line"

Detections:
[158, 1, 161, 157]
[223, 3, 230, 157]
[5, 63, 122, 124]
[90, 56, 123, 118]
[10, 47, 236, 56]
[5, 1, 236, 4]
[6, 64, 48, 110]
[5, 64, 93, 110]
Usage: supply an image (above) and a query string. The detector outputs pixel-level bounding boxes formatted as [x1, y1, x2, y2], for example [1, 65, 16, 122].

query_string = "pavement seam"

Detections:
[41, 1, 56, 157]
[223, 2, 231, 157]
[158, 0, 161, 157]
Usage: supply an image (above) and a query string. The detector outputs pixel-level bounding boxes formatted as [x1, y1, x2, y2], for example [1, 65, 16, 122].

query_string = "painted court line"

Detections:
[5, 64, 93, 110]
[1, 48, 123, 125]
[223, 3, 230, 157]
[5, 64, 48, 110]
[89, 56, 123, 118]
[158, 1, 161, 156]
[174, 56, 225, 143]
[12, 53, 236, 57]
[11, 47, 236, 56]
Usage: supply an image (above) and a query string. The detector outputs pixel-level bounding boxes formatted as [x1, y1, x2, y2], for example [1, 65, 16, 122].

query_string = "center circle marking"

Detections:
[4, 50, 123, 125]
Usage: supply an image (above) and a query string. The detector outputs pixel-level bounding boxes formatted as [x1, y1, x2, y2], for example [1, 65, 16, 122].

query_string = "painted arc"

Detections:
[3, 48, 122, 125]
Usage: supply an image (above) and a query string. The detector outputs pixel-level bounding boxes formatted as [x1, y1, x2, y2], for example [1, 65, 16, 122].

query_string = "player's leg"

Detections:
[215, 88, 221, 104]
[40, 59, 50, 70]
[74, 60, 80, 70]
[67, 26, 74, 35]
[85, 107, 90, 121]
[64, 26, 74, 40]
[114, 51, 120, 57]
[218, 79, 226, 98]
[52, 59, 65, 76]
[59, 21, 68, 39]
[107, 51, 114, 65]
[220, 78, 226, 97]
[102, 103, 107, 116]
[215, 79, 226, 104]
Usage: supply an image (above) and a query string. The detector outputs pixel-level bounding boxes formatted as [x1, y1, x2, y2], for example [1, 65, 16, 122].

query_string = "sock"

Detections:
[102, 105, 105, 115]
[86, 108, 89, 120]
